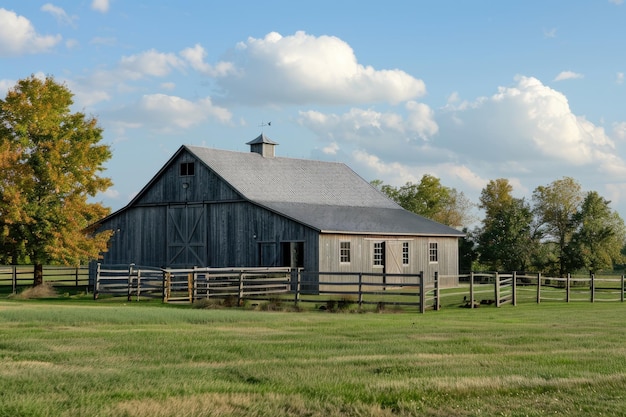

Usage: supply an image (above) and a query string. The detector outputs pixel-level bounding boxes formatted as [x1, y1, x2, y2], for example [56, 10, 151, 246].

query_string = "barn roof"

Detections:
[184, 145, 464, 237]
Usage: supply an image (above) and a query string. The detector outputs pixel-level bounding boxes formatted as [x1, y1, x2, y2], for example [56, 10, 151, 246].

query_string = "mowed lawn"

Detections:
[1, 299, 626, 417]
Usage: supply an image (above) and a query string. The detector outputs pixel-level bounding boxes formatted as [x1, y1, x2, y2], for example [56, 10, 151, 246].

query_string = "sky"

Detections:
[2, 0, 626, 227]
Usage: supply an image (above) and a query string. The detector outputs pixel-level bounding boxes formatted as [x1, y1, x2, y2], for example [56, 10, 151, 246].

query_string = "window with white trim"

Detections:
[340, 241, 351, 263]
[429, 242, 438, 263]
[373, 242, 384, 266]
[402, 242, 409, 265]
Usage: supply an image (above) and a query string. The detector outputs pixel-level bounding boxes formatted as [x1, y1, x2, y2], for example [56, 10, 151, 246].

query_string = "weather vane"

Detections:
[259, 121, 272, 132]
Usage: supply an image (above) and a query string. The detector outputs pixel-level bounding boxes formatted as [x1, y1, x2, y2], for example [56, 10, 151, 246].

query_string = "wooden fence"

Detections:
[0, 265, 90, 294]
[93, 264, 432, 312]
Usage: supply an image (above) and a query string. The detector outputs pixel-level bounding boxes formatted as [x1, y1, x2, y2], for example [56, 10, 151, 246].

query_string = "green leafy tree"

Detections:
[372, 175, 473, 228]
[0, 75, 113, 285]
[532, 177, 584, 277]
[476, 179, 537, 271]
[567, 191, 626, 274]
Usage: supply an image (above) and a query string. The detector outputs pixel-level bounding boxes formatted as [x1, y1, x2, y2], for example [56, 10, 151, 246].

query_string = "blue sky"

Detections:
[2, 0, 626, 225]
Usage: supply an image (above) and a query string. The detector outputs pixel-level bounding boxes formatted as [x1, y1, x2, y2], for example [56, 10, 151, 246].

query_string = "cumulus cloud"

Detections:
[301, 75, 626, 216]
[92, 0, 110, 13]
[617, 72, 624, 84]
[41, 3, 77, 27]
[554, 71, 584, 81]
[180, 44, 235, 77]
[106, 94, 232, 134]
[0, 8, 61, 56]
[119, 49, 185, 78]
[217, 31, 426, 105]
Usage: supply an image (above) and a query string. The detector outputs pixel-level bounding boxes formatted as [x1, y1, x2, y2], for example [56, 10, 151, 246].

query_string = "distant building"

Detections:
[94, 135, 464, 288]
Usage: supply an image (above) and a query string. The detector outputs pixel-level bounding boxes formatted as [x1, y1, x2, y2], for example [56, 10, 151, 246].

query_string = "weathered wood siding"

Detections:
[135, 150, 242, 205]
[318, 234, 459, 290]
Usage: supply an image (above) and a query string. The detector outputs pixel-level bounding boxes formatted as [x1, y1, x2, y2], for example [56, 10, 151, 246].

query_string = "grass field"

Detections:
[1, 298, 626, 417]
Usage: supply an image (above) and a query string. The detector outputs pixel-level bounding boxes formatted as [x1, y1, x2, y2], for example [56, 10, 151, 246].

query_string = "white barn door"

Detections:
[167, 205, 207, 267]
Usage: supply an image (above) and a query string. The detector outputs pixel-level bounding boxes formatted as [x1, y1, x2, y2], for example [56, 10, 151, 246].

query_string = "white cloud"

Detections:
[106, 94, 232, 134]
[92, 0, 110, 13]
[609, 0, 623, 5]
[41, 3, 77, 27]
[613, 122, 626, 140]
[322, 142, 340, 155]
[218, 31, 426, 106]
[617, 72, 624, 84]
[300, 75, 626, 222]
[554, 71, 584, 81]
[543, 28, 557, 38]
[0, 8, 61, 56]
[119, 49, 185, 78]
[180, 44, 235, 77]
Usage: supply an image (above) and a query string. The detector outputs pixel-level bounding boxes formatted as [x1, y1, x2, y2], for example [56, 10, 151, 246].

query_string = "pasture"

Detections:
[1, 299, 626, 416]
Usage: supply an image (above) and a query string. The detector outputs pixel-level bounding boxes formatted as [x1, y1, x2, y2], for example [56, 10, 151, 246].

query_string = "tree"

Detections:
[0, 75, 113, 285]
[476, 179, 537, 271]
[567, 191, 626, 274]
[532, 177, 583, 277]
[372, 175, 473, 228]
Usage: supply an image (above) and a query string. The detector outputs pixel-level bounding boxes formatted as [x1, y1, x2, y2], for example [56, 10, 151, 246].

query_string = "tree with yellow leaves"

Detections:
[0, 75, 113, 285]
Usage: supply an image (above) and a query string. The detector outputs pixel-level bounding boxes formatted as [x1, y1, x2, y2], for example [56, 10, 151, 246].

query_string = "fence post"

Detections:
[419, 271, 425, 314]
[292, 269, 301, 307]
[238, 271, 244, 307]
[434, 271, 440, 310]
[590, 273, 595, 303]
[536, 272, 541, 304]
[512, 271, 517, 306]
[470, 272, 475, 309]
[622, 275, 625, 303]
[358, 272, 363, 309]
[163, 271, 170, 303]
[94, 263, 101, 300]
[188, 273, 193, 303]
[12, 265, 17, 295]
[127, 264, 134, 302]
[495, 272, 501, 307]
[566, 273, 570, 303]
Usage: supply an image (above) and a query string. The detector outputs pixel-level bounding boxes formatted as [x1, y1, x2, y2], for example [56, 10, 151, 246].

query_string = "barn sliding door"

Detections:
[167, 205, 207, 267]
[385, 241, 403, 275]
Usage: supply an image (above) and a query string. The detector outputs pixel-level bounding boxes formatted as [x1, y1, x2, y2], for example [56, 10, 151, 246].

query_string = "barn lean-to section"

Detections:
[94, 135, 464, 292]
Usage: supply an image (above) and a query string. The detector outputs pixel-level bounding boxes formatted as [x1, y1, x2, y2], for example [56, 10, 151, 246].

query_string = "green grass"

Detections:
[2, 299, 626, 416]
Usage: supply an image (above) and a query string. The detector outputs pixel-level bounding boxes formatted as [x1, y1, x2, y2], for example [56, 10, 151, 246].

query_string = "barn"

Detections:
[93, 134, 464, 289]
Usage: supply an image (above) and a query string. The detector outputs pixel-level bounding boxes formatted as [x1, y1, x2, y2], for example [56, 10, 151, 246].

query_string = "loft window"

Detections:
[402, 242, 409, 265]
[429, 242, 438, 263]
[180, 162, 195, 176]
[373, 242, 384, 266]
[340, 241, 351, 263]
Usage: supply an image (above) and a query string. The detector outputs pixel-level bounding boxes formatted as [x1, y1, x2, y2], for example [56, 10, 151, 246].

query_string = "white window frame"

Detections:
[340, 241, 351, 264]
[429, 242, 438, 263]
[373, 241, 384, 267]
[402, 242, 409, 266]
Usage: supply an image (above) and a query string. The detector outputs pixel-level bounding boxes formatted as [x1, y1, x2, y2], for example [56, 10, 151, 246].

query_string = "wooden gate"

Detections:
[167, 205, 207, 267]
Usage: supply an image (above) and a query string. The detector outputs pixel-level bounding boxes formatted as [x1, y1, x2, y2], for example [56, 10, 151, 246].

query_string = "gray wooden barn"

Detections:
[94, 135, 464, 288]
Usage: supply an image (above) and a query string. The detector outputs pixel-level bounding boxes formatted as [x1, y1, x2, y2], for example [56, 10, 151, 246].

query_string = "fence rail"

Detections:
[4, 264, 625, 312]
[0, 265, 90, 294]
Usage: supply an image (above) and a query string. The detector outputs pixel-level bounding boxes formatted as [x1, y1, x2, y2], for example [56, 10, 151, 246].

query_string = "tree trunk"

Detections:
[34, 263, 43, 286]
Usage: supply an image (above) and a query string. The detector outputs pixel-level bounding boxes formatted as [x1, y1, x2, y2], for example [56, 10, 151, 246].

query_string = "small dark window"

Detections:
[402, 242, 409, 265]
[180, 162, 195, 176]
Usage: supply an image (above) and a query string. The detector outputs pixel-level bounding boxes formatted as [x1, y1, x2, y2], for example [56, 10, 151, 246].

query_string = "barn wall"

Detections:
[318, 234, 459, 290]
[96, 200, 320, 277]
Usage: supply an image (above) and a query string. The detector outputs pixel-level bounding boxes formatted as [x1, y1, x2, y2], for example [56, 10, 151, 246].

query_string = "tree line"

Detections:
[373, 176, 626, 277]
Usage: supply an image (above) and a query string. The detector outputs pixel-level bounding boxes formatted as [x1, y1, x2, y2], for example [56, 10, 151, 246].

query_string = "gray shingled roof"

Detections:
[186, 145, 464, 237]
